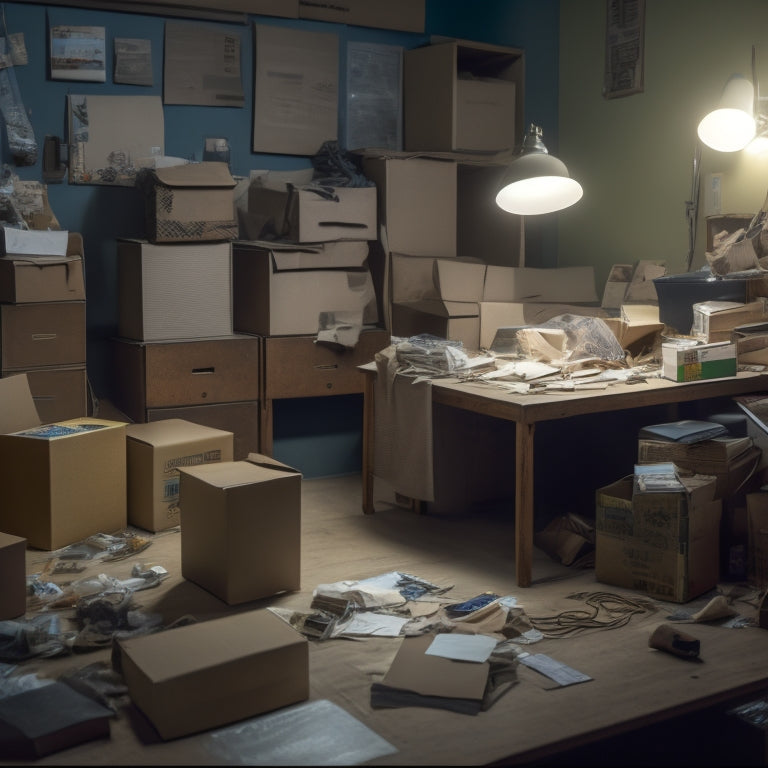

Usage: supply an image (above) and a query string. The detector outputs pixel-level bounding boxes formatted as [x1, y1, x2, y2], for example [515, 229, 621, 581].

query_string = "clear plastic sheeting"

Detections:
[0, 36, 37, 165]
[534, 314, 627, 362]
[394, 333, 469, 376]
[206, 699, 398, 766]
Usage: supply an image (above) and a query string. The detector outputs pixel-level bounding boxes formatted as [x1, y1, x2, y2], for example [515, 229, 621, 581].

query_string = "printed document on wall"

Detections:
[252, 24, 338, 156]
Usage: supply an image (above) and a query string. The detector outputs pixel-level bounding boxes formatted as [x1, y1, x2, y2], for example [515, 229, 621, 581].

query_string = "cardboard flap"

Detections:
[0, 374, 41, 434]
[270, 241, 368, 271]
[246, 452, 302, 475]
[153, 161, 235, 189]
[433, 258, 486, 302]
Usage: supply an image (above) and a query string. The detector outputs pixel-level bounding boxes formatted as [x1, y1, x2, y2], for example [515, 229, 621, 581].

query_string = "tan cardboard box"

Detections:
[0, 232, 85, 303]
[117, 239, 232, 342]
[138, 162, 238, 243]
[482, 265, 599, 304]
[11, 365, 89, 423]
[284, 185, 377, 243]
[0, 301, 86, 370]
[392, 300, 479, 351]
[125, 419, 234, 532]
[692, 299, 768, 343]
[114, 609, 309, 741]
[0, 532, 26, 619]
[179, 454, 301, 605]
[0, 374, 127, 551]
[595, 474, 721, 602]
[232, 240, 377, 336]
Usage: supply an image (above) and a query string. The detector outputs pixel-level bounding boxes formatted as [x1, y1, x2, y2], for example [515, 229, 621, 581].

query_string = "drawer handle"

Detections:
[192, 367, 215, 375]
[31, 333, 57, 341]
[314, 364, 338, 371]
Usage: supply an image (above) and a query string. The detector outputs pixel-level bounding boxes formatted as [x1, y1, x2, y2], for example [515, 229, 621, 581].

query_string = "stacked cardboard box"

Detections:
[0, 229, 88, 421]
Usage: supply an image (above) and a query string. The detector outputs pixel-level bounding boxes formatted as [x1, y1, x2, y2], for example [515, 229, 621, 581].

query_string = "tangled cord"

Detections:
[528, 591, 658, 639]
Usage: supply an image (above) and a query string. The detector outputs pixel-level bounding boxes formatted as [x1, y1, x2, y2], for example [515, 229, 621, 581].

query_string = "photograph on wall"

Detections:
[252, 23, 338, 156]
[163, 21, 244, 107]
[50, 25, 106, 82]
[68, 94, 164, 186]
[345, 41, 402, 152]
[114, 37, 153, 86]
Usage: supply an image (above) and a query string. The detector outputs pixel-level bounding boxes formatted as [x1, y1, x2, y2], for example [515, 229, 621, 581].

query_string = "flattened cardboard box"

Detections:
[115, 609, 309, 741]
[0, 374, 127, 550]
[125, 419, 234, 532]
[595, 474, 721, 602]
[0, 232, 85, 303]
[179, 453, 301, 605]
[137, 162, 238, 243]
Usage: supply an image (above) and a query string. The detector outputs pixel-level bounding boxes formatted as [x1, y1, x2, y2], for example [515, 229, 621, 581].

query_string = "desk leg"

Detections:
[362, 373, 375, 515]
[515, 421, 535, 588]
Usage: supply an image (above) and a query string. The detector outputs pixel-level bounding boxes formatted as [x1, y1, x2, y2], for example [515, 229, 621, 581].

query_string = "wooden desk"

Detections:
[361, 368, 768, 588]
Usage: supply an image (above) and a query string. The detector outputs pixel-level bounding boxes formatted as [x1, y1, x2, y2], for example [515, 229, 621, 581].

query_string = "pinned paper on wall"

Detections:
[50, 26, 105, 82]
[67, 94, 164, 186]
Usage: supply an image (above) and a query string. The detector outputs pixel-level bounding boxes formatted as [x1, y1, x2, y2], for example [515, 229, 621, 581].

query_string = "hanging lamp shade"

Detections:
[495, 124, 583, 215]
[697, 74, 756, 152]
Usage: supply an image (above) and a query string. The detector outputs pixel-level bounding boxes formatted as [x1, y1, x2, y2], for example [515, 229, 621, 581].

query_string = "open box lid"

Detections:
[151, 161, 235, 189]
[0, 373, 41, 434]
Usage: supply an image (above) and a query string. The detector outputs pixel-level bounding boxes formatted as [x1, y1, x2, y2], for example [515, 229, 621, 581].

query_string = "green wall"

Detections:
[559, 0, 768, 291]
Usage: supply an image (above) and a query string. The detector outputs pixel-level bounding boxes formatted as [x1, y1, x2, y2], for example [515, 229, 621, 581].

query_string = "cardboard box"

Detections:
[179, 454, 301, 604]
[361, 155, 457, 258]
[115, 609, 308, 740]
[392, 300, 479, 350]
[284, 185, 377, 242]
[661, 341, 737, 382]
[0, 532, 26, 620]
[691, 299, 768, 343]
[0, 374, 127, 550]
[117, 239, 232, 342]
[595, 474, 721, 602]
[390, 254, 486, 305]
[733, 323, 768, 364]
[0, 232, 85, 303]
[137, 162, 238, 243]
[10, 365, 89, 423]
[478, 301, 608, 350]
[735, 395, 768, 471]
[1, 227, 69, 258]
[482, 265, 599, 304]
[403, 41, 522, 152]
[110, 335, 260, 422]
[126, 419, 234, 532]
[604, 304, 664, 356]
[0, 301, 86, 370]
[232, 241, 377, 336]
[146, 401, 259, 462]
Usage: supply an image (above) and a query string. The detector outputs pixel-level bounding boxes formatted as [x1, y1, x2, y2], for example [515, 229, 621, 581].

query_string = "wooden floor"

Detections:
[4, 474, 768, 766]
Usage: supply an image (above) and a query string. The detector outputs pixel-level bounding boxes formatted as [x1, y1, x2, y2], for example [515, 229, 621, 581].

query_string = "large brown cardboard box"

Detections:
[125, 419, 234, 532]
[179, 454, 301, 605]
[10, 365, 88, 423]
[0, 532, 26, 619]
[284, 185, 377, 243]
[595, 474, 721, 602]
[117, 239, 232, 342]
[403, 41, 522, 153]
[0, 374, 127, 550]
[0, 232, 85, 303]
[110, 335, 260, 422]
[137, 162, 238, 243]
[114, 609, 308, 740]
[391, 300, 480, 351]
[0, 302, 86, 370]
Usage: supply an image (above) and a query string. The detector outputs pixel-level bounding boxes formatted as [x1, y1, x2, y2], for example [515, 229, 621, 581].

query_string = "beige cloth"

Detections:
[373, 345, 434, 501]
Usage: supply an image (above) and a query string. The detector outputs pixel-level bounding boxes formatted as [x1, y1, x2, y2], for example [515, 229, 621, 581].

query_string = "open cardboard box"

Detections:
[0, 373, 127, 550]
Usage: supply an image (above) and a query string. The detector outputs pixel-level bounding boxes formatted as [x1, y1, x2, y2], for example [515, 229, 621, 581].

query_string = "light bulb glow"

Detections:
[697, 108, 756, 152]
[496, 176, 584, 215]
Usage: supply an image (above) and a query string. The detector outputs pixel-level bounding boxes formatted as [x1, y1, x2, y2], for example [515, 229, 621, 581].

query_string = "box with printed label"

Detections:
[0, 374, 126, 550]
[662, 341, 737, 382]
[179, 454, 301, 605]
[125, 419, 234, 532]
[115, 608, 308, 741]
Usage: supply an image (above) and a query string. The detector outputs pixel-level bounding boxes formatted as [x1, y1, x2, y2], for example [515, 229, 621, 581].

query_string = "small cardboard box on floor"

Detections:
[125, 419, 234, 532]
[178, 453, 301, 604]
[0, 373, 127, 550]
[114, 609, 308, 741]
[595, 473, 721, 602]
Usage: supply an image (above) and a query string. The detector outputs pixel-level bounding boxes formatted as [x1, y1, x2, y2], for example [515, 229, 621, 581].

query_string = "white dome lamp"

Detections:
[495, 124, 584, 216]
[697, 73, 757, 152]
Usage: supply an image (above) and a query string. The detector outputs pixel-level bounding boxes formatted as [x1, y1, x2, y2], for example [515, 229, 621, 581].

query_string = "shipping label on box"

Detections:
[662, 341, 737, 382]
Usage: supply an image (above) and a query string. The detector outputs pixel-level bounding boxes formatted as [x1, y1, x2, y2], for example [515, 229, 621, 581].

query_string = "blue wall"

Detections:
[2, 1, 559, 477]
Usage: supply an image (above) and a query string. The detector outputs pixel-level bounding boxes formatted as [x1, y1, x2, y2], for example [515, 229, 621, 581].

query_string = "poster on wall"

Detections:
[603, 0, 645, 99]
[252, 24, 338, 156]
[114, 38, 153, 86]
[163, 21, 244, 107]
[68, 94, 165, 186]
[50, 25, 106, 82]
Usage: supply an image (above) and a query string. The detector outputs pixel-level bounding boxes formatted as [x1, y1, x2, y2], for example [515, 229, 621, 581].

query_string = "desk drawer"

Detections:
[112, 335, 260, 421]
[264, 329, 389, 399]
